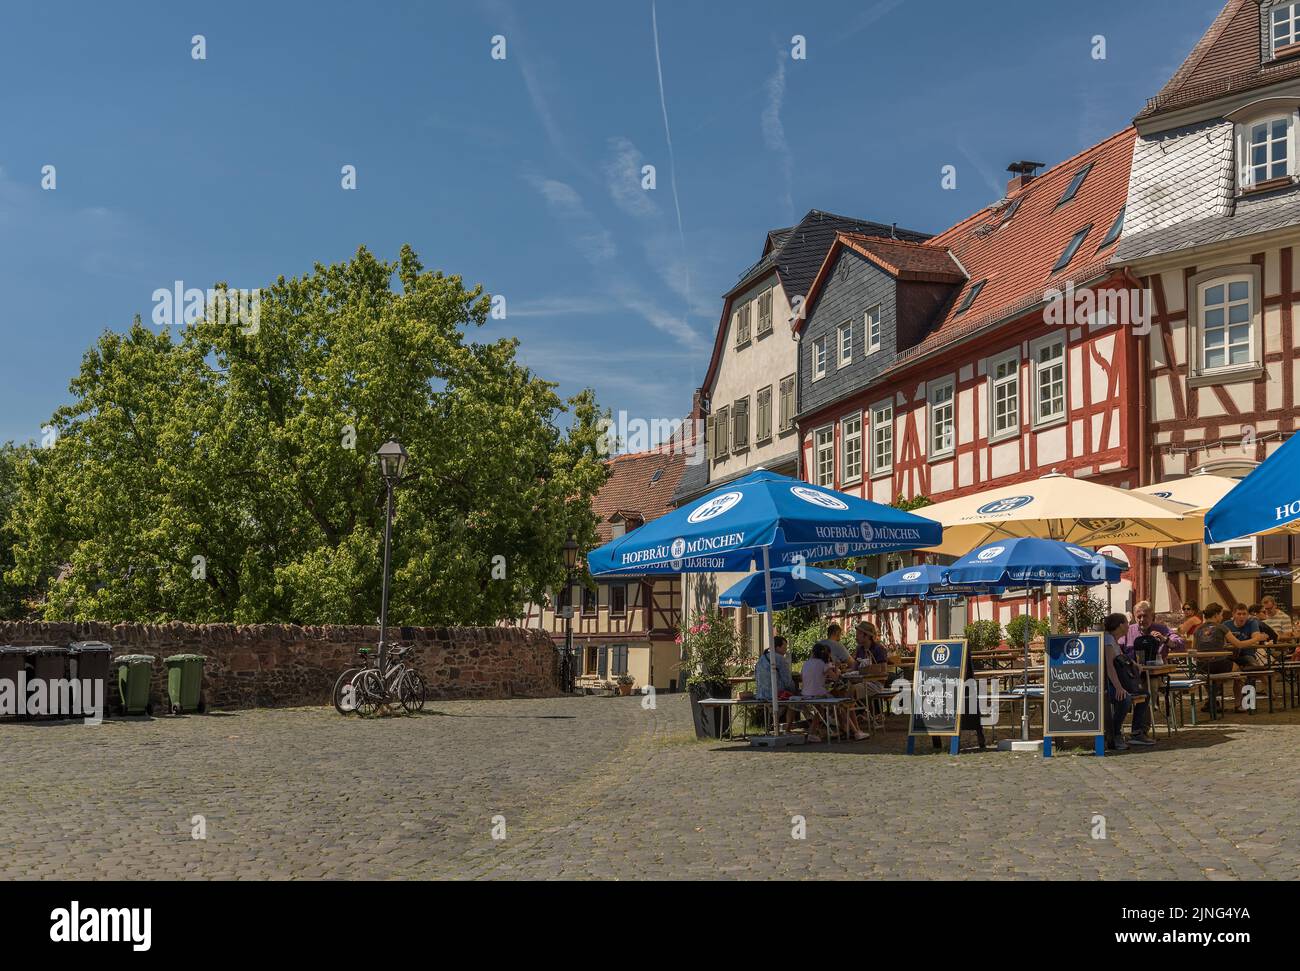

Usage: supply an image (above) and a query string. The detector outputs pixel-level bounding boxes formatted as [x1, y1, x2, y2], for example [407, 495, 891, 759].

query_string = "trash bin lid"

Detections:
[0, 646, 29, 655]
[26, 645, 69, 656]
[113, 654, 156, 665]
[68, 641, 112, 654]
[164, 653, 207, 663]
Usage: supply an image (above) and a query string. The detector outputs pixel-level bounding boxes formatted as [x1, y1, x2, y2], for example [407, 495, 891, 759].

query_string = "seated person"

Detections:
[800, 643, 867, 742]
[854, 620, 890, 665]
[1224, 602, 1269, 710]
[1121, 600, 1171, 662]
[1248, 604, 1278, 644]
[814, 622, 854, 666]
[1261, 595, 1293, 639]
[1176, 601, 1203, 640]
[1192, 603, 1233, 671]
[754, 635, 797, 731]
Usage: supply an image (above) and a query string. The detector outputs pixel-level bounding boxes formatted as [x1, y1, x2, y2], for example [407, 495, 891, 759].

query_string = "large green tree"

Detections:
[6, 245, 608, 625]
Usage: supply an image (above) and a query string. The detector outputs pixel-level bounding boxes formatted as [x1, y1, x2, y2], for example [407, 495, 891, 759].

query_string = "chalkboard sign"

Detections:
[1044, 633, 1104, 738]
[908, 639, 968, 738]
[1260, 569, 1293, 614]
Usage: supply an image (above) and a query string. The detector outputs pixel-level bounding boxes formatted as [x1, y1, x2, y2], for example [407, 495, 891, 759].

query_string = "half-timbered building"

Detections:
[794, 128, 1141, 634]
[1118, 0, 1300, 615]
[515, 448, 685, 691]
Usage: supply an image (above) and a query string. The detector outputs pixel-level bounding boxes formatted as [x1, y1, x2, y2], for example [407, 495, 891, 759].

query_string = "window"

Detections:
[757, 289, 773, 336]
[814, 426, 835, 487]
[610, 645, 628, 677]
[1200, 277, 1253, 371]
[713, 405, 730, 457]
[929, 380, 955, 457]
[841, 413, 863, 484]
[870, 403, 893, 475]
[582, 585, 597, 615]
[586, 645, 600, 675]
[1000, 196, 1023, 225]
[1052, 225, 1093, 273]
[1239, 115, 1294, 188]
[732, 397, 750, 452]
[812, 335, 827, 380]
[990, 353, 1019, 438]
[1032, 338, 1066, 426]
[838, 319, 853, 367]
[1187, 265, 1263, 386]
[955, 280, 986, 315]
[735, 302, 752, 346]
[865, 306, 881, 353]
[778, 375, 796, 432]
[756, 386, 773, 442]
[610, 583, 627, 617]
[1273, 3, 1300, 55]
[1098, 206, 1125, 251]
[1056, 163, 1093, 207]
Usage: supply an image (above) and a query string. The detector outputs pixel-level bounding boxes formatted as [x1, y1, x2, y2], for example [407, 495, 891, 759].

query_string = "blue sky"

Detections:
[0, 0, 1223, 445]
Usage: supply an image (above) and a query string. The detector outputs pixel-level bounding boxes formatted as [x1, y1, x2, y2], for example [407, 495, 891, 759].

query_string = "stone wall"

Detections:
[0, 622, 559, 710]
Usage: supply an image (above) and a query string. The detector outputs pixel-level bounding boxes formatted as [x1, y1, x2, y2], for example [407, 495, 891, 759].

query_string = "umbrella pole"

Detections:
[1199, 542, 1211, 611]
[763, 547, 779, 736]
[1022, 587, 1031, 742]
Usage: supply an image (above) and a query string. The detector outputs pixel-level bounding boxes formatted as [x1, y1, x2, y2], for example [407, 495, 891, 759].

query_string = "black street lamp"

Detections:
[376, 439, 409, 671]
[562, 534, 579, 690]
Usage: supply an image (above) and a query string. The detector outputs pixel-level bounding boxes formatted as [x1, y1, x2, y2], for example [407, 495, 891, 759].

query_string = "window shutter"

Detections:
[1162, 544, 1197, 572]
[1259, 533, 1291, 564]
[598, 647, 608, 677]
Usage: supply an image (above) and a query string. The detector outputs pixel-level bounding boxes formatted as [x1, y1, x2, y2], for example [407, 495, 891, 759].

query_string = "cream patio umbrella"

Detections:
[1132, 471, 1241, 610]
[920, 472, 1199, 633]
[920, 472, 1200, 557]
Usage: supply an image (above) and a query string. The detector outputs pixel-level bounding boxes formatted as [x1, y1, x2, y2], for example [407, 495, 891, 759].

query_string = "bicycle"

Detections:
[338, 646, 426, 716]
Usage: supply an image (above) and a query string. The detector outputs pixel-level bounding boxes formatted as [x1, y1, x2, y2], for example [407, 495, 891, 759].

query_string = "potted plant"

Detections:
[963, 619, 1004, 652]
[616, 672, 635, 696]
[678, 610, 742, 739]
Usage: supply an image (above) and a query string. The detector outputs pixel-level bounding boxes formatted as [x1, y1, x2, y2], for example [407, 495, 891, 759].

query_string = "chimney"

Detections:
[1006, 160, 1045, 195]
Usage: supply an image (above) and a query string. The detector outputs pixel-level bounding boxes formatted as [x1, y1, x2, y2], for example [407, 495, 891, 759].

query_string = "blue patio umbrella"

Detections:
[1204, 432, 1300, 543]
[718, 567, 876, 613]
[585, 470, 942, 738]
[945, 538, 1127, 743]
[868, 564, 1004, 600]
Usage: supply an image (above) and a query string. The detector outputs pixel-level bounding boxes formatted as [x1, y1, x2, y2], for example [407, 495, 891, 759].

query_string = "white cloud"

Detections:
[762, 54, 794, 220]
[604, 137, 658, 218]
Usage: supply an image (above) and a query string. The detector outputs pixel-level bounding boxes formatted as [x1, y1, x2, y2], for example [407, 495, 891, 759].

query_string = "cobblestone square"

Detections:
[3, 693, 1297, 880]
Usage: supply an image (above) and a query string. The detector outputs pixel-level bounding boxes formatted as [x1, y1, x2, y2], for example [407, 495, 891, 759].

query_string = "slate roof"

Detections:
[1138, 0, 1300, 121]
[889, 127, 1137, 364]
[838, 235, 966, 282]
[727, 209, 931, 301]
[591, 449, 687, 543]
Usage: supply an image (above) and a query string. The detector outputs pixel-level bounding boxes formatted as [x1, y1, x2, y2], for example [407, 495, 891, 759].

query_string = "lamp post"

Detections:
[376, 439, 409, 672]
[563, 534, 579, 690]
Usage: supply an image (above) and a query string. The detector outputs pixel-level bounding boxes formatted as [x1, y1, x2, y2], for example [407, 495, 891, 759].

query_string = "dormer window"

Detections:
[1238, 115, 1295, 190]
[1052, 225, 1093, 273]
[1272, 3, 1300, 59]
[1056, 163, 1093, 208]
[955, 280, 986, 315]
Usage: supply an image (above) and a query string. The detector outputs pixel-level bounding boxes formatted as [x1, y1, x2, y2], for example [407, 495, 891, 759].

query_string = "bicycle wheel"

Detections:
[333, 667, 362, 715]
[353, 669, 384, 717]
[399, 671, 426, 714]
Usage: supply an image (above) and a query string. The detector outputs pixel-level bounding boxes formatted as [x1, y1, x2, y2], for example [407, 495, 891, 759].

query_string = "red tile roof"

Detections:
[1138, 0, 1300, 119]
[894, 126, 1137, 364]
[590, 448, 687, 544]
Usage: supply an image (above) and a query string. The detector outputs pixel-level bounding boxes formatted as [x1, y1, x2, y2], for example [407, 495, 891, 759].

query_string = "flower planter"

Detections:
[688, 682, 732, 739]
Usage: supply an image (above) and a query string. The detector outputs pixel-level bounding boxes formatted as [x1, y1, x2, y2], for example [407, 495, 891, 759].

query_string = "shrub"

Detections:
[1006, 613, 1050, 647]
[677, 609, 744, 691]
[1054, 587, 1109, 633]
[963, 619, 1004, 651]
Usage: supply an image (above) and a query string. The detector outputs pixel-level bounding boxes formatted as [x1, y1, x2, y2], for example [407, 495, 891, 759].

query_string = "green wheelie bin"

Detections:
[114, 655, 156, 716]
[164, 654, 207, 714]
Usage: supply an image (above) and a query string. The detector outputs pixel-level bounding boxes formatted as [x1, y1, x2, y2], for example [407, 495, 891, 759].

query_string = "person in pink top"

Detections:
[800, 643, 867, 742]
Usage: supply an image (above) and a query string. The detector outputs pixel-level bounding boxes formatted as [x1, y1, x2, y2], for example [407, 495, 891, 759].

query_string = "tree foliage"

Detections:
[5, 245, 608, 625]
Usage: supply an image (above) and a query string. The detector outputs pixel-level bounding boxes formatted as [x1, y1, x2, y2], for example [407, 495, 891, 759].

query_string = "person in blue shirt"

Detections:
[755, 635, 796, 731]
[1224, 603, 1269, 710]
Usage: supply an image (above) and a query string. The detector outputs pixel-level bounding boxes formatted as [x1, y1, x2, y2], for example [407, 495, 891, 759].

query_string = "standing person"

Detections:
[754, 635, 796, 732]
[1104, 613, 1152, 750]
[1261, 595, 1293, 638]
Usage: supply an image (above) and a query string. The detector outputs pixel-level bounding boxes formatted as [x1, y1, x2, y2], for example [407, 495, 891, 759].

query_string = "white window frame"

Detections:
[927, 378, 956, 460]
[1237, 113, 1296, 190]
[837, 319, 853, 368]
[869, 400, 893, 477]
[865, 305, 882, 354]
[988, 350, 1020, 442]
[840, 412, 863, 485]
[813, 425, 835, 487]
[1030, 335, 1067, 428]
[1271, 2, 1300, 57]
[812, 335, 827, 381]
[1198, 274, 1256, 374]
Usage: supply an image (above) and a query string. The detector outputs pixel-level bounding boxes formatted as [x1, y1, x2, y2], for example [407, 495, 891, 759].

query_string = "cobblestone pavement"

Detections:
[3, 693, 1297, 879]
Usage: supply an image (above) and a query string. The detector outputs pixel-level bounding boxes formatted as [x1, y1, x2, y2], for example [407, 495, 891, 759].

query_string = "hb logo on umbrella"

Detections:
[687, 491, 742, 524]
[790, 486, 848, 510]
[977, 546, 1005, 561]
[978, 496, 1033, 515]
